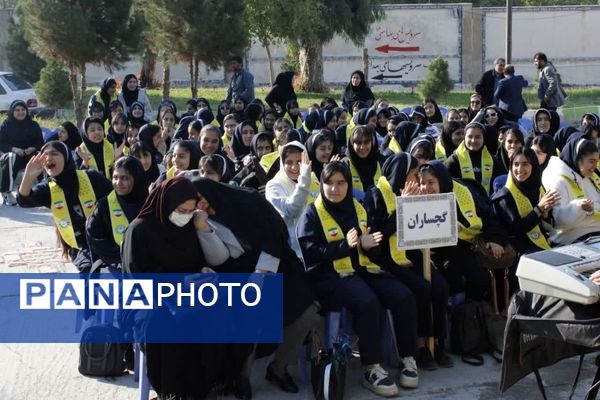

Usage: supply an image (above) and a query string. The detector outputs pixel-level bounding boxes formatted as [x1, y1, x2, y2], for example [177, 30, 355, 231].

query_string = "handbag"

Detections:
[471, 236, 515, 270]
[311, 332, 349, 400]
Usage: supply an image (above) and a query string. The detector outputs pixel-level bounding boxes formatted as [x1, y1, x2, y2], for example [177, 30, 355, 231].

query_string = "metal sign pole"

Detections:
[422, 247, 434, 353]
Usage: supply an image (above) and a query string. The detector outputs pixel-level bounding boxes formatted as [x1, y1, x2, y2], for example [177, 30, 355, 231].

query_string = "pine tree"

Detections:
[417, 57, 454, 100]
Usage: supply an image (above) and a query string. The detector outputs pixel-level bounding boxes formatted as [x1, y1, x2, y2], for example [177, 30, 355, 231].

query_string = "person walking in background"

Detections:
[226, 56, 255, 105]
[494, 64, 528, 122]
[475, 58, 505, 107]
[534, 52, 566, 111]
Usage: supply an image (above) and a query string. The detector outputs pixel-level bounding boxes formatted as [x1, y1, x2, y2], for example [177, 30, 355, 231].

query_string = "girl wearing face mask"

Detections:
[344, 125, 382, 201]
[297, 161, 419, 396]
[542, 138, 600, 244]
[121, 176, 230, 400]
[492, 147, 559, 255]
[0, 100, 44, 205]
[76, 117, 115, 179]
[445, 122, 501, 194]
[18, 141, 112, 272]
[363, 153, 452, 371]
[86, 156, 148, 270]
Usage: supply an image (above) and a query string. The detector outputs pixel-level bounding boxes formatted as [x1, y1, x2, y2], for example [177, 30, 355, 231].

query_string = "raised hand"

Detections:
[401, 180, 421, 196]
[360, 227, 383, 250]
[24, 152, 46, 179]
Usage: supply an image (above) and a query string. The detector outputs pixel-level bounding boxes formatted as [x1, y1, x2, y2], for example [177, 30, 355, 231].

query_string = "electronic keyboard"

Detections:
[516, 238, 600, 304]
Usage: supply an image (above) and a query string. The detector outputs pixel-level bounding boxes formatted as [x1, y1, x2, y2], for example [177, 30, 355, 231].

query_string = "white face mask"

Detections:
[168, 210, 194, 227]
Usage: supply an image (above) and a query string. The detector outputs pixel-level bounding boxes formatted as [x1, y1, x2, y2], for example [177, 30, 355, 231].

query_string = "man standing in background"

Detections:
[226, 56, 255, 105]
[475, 57, 506, 107]
[534, 52, 566, 111]
[494, 64, 528, 122]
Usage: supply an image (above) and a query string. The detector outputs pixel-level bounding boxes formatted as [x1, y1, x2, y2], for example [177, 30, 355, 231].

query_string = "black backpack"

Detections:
[451, 301, 503, 365]
[78, 324, 127, 377]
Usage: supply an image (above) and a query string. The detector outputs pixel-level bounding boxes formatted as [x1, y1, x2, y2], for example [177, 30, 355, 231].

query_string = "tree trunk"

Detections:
[193, 58, 199, 98]
[265, 44, 275, 86]
[298, 42, 326, 92]
[162, 53, 170, 100]
[140, 48, 157, 89]
[188, 58, 195, 98]
[68, 63, 85, 128]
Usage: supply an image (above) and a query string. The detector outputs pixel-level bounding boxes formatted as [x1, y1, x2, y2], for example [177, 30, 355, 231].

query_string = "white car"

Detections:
[0, 71, 39, 113]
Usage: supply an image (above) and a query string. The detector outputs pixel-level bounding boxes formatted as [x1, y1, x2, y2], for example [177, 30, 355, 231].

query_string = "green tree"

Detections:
[244, 0, 281, 85]
[35, 62, 72, 109]
[416, 57, 454, 100]
[21, 0, 141, 126]
[141, 0, 249, 99]
[5, 7, 46, 84]
[268, 0, 384, 92]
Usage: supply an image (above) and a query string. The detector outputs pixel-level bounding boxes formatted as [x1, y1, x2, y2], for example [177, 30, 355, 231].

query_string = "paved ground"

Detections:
[0, 204, 598, 400]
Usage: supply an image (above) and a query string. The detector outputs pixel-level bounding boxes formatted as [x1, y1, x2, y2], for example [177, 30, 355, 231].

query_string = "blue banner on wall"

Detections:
[0, 273, 283, 343]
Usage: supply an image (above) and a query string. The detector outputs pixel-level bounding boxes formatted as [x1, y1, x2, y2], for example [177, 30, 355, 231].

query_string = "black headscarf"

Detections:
[113, 156, 148, 220]
[343, 70, 374, 111]
[216, 100, 230, 127]
[530, 133, 556, 172]
[81, 117, 108, 174]
[306, 129, 336, 178]
[244, 103, 263, 132]
[195, 108, 215, 125]
[190, 177, 291, 259]
[440, 121, 464, 158]
[382, 152, 418, 194]
[531, 109, 552, 135]
[496, 128, 524, 173]
[318, 162, 357, 230]
[99, 77, 116, 109]
[394, 121, 425, 151]
[132, 141, 160, 185]
[410, 105, 429, 127]
[121, 74, 140, 108]
[315, 109, 335, 130]
[250, 132, 273, 158]
[156, 99, 178, 124]
[353, 108, 376, 126]
[374, 106, 390, 138]
[266, 71, 296, 112]
[128, 101, 147, 126]
[46, 141, 78, 189]
[510, 148, 542, 207]
[482, 105, 505, 129]
[423, 99, 443, 124]
[174, 140, 202, 171]
[421, 160, 454, 194]
[560, 137, 594, 177]
[232, 120, 254, 158]
[582, 113, 600, 127]
[346, 126, 380, 189]
[553, 126, 579, 152]
[107, 114, 128, 148]
[60, 121, 83, 150]
[0, 100, 43, 153]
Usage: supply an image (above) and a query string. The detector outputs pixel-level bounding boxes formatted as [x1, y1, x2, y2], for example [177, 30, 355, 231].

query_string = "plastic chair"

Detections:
[134, 343, 151, 400]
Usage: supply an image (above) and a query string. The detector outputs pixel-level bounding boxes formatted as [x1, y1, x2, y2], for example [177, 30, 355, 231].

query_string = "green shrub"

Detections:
[35, 62, 72, 109]
[417, 57, 454, 100]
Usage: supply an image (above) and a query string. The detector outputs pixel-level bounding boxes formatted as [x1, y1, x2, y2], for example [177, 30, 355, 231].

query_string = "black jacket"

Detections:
[475, 69, 503, 107]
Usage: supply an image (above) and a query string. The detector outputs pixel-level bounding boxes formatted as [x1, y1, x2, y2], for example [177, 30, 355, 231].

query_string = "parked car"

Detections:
[0, 71, 40, 113]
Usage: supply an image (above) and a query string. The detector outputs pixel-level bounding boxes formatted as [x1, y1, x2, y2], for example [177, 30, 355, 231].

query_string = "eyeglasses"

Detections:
[485, 113, 497, 118]
[220, 106, 229, 110]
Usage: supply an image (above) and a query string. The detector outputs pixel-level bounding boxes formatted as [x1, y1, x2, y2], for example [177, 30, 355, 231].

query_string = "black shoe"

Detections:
[435, 345, 454, 368]
[233, 377, 252, 400]
[416, 346, 437, 371]
[266, 362, 299, 393]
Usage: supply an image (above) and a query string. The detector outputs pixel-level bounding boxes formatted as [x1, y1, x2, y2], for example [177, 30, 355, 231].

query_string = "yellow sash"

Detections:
[314, 196, 381, 276]
[505, 175, 550, 250]
[307, 172, 320, 205]
[166, 165, 177, 180]
[123, 147, 130, 156]
[259, 151, 280, 173]
[435, 140, 447, 161]
[49, 170, 96, 249]
[348, 160, 382, 193]
[284, 113, 301, 129]
[222, 134, 232, 147]
[376, 176, 412, 266]
[561, 174, 600, 221]
[80, 140, 115, 179]
[344, 119, 358, 144]
[107, 191, 129, 246]
[453, 180, 483, 242]
[388, 137, 403, 153]
[455, 142, 494, 193]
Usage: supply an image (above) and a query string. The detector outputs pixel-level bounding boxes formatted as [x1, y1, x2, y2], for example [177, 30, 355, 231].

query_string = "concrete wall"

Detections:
[0, 9, 12, 71]
[2, 4, 600, 87]
[481, 5, 600, 85]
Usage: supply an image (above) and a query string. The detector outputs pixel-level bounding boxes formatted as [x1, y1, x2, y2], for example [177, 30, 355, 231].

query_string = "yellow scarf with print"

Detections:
[453, 180, 483, 242]
[348, 159, 381, 193]
[376, 176, 412, 266]
[80, 140, 114, 179]
[455, 142, 493, 193]
[107, 191, 129, 246]
[314, 196, 381, 276]
[49, 170, 96, 249]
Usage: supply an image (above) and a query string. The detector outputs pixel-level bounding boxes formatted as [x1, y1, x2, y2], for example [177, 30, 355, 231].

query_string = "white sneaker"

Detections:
[400, 356, 419, 389]
[2, 192, 16, 206]
[362, 364, 399, 397]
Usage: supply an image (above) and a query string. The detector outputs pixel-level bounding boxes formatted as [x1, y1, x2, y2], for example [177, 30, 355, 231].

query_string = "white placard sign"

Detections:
[396, 193, 457, 250]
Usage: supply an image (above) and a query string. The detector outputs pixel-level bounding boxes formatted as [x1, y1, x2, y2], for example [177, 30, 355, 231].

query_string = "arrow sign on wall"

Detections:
[372, 74, 406, 81]
[375, 45, 420, 53]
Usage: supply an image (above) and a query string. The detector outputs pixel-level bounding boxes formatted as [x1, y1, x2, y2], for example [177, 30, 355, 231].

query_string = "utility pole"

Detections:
[506, 0, 513, 63]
